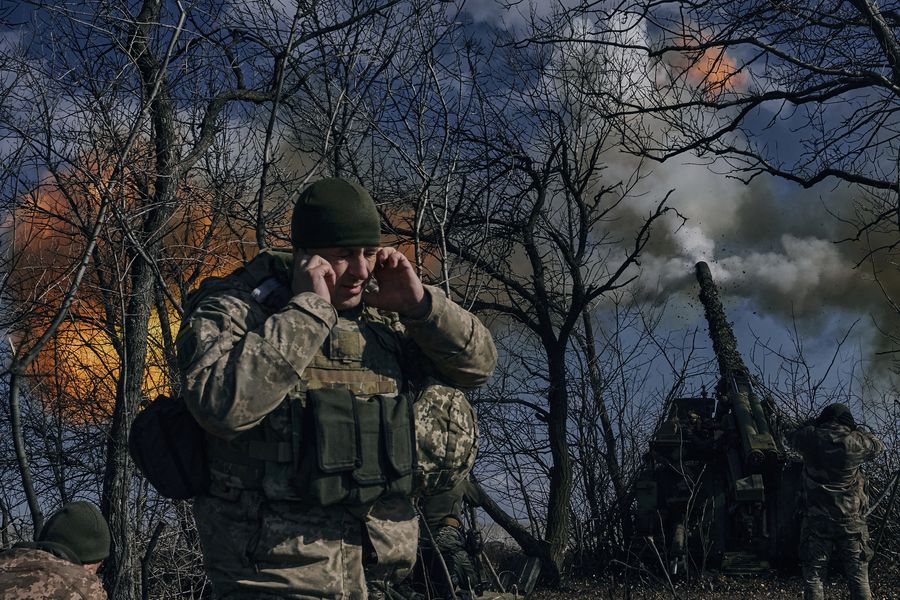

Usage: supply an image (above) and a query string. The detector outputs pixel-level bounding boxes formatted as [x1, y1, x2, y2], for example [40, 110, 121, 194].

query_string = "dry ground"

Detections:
[528, 570, 900, 599]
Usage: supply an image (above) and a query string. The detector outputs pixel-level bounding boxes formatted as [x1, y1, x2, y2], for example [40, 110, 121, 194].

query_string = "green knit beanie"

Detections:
[291, 177, 381, 248]
[39, 501, 111, 564]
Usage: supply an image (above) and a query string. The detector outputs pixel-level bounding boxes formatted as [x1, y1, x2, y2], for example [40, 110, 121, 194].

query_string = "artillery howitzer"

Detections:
[633, 262, 802, 575]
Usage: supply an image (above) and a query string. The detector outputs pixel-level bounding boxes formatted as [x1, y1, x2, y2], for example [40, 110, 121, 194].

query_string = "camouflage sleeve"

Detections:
[86, 573, 108, 600]
[399, 285, 496, 390]
[848, 429, 885, 462]
[177, 288, 337, 440]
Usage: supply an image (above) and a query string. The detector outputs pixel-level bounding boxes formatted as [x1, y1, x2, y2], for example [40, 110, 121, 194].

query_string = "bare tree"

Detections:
[0, 1, 412, 598]
[535, 0, 900, 208]
[358, 20, 680, 576]
[522, 0, 900, 355]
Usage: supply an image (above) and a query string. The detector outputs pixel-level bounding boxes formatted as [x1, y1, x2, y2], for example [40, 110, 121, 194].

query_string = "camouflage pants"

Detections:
[194, 491, 418, 599]
[800, 517, 873, 600]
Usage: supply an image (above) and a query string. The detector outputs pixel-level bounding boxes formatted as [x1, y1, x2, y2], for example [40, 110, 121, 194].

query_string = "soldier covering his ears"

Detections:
[176, 177, 495, 599]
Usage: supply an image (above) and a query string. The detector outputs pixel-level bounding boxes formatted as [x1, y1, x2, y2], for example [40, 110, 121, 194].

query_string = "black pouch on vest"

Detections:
[128, 395, 209, 500]
[299, 389, 414, 506]
[379, 393, 415, 489]
[349, 394, 415, 503]
[301, 388, 357, 506]
[352, 398, 385, 505]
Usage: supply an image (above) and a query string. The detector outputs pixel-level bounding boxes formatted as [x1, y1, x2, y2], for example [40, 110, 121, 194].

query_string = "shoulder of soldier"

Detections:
[182, 249, 292, 316]
[0, 546, 104, 599]
[786, 423, 815, 445]
[0, 546, 31, 567]
[182, 266, 247, 316]
[1, 545, 62, 564]
[8, 544, 78, 564]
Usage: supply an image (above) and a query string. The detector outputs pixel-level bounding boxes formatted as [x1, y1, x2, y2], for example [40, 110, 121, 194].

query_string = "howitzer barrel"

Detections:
[695, 262, 776, 468]
[695, 261, 747, 377]
[729, 373, 776, 467]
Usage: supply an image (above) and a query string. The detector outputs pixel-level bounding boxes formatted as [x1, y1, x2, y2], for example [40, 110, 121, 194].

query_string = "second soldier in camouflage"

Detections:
[788, 403, 884, 600]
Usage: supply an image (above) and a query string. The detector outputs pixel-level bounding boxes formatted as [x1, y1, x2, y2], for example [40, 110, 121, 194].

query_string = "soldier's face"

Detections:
[307, 246, 379, 309]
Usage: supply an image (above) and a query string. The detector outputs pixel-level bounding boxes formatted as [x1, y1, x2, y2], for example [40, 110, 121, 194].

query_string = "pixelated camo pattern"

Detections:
[800, 517, 873, 600]
[787, 423, 885, 523]
[0, 548, 106, 600]
[414, 383, 478, 495]
[178, 252, 496, 599]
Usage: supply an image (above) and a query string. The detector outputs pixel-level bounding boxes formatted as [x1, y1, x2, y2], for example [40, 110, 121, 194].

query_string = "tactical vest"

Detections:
[204, 257, 414, 504]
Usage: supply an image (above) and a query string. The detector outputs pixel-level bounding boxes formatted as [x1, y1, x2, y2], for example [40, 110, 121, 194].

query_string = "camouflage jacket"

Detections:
[787, 422, 885, 524]
[176, 250, 496, 497]
[0, 544, 106, 600]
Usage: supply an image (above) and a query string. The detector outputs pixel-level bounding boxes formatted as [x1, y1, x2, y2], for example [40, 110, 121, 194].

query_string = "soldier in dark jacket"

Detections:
[0, 501, 110, 600]
[787, 403, 885, 600]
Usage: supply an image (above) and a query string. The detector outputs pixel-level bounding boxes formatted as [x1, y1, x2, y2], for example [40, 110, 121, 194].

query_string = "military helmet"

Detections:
[413, 383, 478, 495]
[816, 402, 856, 428]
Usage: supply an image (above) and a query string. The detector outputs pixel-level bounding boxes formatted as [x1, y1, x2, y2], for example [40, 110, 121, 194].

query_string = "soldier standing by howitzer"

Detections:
[787, 403, 885, 600]
[176, 177, 495, 599]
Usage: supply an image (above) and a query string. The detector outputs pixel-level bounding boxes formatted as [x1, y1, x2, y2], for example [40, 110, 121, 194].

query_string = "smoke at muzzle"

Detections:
[620, 162, 899, 371]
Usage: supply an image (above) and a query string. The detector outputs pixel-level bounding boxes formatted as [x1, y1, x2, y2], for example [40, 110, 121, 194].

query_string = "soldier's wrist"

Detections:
[401, 288, 432, 321]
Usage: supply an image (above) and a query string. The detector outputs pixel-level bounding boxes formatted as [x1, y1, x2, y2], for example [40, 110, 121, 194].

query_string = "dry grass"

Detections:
[528, 569, 900, 599]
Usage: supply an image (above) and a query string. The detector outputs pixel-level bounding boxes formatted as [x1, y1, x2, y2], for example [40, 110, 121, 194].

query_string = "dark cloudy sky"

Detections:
[4, 0, 896, 393]
[460, 0, 899, 391]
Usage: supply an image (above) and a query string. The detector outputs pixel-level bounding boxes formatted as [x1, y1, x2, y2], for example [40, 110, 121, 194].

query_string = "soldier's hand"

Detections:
[292, 253, 336, 303]
[364, 247, 429, 318]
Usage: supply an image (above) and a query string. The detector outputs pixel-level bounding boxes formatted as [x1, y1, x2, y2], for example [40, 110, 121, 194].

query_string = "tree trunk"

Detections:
[543, 350, 572, 580]
[101, 256, 155, 600]
[576, 412, 604, 558]
[581, 309, 632, 545]
[1, 496, 11, 547]
[102, 3, 180, 592]
[8, 373, 44, 536]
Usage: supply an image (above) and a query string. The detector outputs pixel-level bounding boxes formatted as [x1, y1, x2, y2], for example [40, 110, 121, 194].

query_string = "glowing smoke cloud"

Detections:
[561, 10, 899, 372]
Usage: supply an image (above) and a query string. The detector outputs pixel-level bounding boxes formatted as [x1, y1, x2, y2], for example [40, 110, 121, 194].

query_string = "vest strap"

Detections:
[248, 440, 293, 463]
